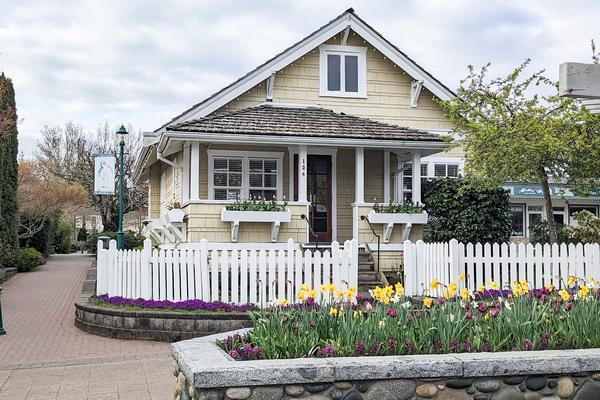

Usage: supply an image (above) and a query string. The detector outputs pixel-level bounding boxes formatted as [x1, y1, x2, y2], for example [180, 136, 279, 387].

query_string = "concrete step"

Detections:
[358, 271, 379, 281]
[358, 261, 374, 271]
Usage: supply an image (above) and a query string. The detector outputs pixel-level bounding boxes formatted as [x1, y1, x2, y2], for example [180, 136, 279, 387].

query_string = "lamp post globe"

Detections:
[116, 125, 128, 250]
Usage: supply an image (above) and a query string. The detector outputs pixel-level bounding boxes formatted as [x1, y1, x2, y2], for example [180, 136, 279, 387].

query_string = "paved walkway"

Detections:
[0, 254, 174, 399]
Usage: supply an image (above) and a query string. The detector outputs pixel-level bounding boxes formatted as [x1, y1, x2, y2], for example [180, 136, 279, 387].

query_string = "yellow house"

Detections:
[133, 9, 459, 273]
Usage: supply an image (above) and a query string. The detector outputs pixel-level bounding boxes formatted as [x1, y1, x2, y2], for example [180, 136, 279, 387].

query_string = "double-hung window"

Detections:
[510, 204, 525, 237]
[320, 45, 367, 98]
[433, 163, 459, 178]
[209, 151, 283, 201]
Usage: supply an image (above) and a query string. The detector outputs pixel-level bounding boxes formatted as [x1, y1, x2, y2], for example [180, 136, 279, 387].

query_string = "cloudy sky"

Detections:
[1, 0, 599, 156]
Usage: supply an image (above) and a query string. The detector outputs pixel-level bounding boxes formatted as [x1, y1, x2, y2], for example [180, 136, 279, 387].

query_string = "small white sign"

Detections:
[94, 153, 115, 195]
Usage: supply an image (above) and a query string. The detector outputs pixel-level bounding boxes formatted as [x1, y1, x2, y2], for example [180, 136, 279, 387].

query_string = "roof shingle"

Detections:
[167, 104, 444, 142]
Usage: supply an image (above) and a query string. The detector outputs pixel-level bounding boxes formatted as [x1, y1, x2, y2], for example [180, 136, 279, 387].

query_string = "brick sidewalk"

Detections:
[0, 253, 173, 399]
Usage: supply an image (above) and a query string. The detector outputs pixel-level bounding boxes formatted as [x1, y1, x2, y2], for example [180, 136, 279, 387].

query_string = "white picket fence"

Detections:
[403, 239, 600, 296]
[96, 239, 359, 307]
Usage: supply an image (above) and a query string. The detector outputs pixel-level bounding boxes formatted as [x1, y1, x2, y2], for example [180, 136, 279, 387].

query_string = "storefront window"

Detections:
[511, 204, 525, 236]
[527, 205, 543, 235]
[569, 205, 598, 226]
[553, 207, 565, 225]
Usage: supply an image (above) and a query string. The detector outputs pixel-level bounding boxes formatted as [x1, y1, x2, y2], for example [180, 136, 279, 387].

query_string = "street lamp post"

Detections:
[116, 125, 128, 250]
[0, 287, 6, 336]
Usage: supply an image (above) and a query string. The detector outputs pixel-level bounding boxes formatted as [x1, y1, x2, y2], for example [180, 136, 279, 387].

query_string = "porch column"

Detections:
[396, 154, 403, 202]
[383, 150, 390, 203]
[355, 147, 364, 203]
[412, 150, 422, 204]
[298, 145, 307, 202]
[353, 147, 364, 240]
[182, 144, 190, 203]
[190, 142, 200, 201]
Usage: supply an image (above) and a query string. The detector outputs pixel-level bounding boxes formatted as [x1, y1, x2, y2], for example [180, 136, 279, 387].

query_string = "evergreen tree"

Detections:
[0, 73, 19, 252]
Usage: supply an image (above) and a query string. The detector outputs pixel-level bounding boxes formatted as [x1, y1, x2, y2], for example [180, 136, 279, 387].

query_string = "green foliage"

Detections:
[422, 177, 512, 243]
[0, 74, 19, 251]
[569, 211, 600, 243]
[437, 60, 600, 242]
[228, 287, 600, 359]
[52, 221, 72, 254]
[225, 199, 288, 212]
[530, 221, 572, 245]
[21, 215, 59, 257]
[372, 201, 423, 214]
[86, 230, 145, 253]
[77, 226, 88, 242]
[1, 247, 43, 272]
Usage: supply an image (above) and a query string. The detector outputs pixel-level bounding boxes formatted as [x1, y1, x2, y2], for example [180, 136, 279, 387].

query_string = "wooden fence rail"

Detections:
[96, 239, 359, 307]
[403, 239, 600, 296]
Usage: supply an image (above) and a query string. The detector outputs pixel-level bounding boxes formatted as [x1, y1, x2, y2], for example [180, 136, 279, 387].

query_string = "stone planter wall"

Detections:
[171, 330, 600, 400]
[75, 302, 251, 342]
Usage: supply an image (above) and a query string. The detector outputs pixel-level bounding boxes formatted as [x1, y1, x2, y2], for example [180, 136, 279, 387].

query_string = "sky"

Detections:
[1, 0, 599, 157]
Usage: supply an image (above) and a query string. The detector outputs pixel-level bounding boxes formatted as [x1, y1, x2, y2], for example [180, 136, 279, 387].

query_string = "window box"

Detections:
[221, 208, 292, 243]
[366, 210, 428, 243]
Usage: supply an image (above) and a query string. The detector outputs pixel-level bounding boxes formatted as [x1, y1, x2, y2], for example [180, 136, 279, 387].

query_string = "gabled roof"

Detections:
[168, 103, 444, 142]
[156, 8, 455, 132]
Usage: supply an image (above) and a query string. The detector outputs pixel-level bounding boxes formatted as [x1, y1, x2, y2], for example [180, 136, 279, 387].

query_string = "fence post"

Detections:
[403, 240, 413, 296]
[108, 239, 118, 297]
[350, 239, 359, 291]
[96, 240, 104, 294]
[140, 239, 152, 299]
[286, 239, 295, 300]
[449, 239, 460, 285]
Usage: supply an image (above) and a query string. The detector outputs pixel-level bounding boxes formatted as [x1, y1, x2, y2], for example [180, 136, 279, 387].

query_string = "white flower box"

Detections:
[221, 208, 292, 242]
[366, 210, 428, 243]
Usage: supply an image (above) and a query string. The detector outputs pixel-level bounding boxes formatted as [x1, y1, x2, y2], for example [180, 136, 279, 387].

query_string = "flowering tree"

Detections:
[438, 60, 600, 242]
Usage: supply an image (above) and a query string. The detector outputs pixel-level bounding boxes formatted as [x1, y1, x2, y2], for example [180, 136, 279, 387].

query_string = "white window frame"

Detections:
[510, 203, 526, 237]
[319, 44, 367, 98]
[207, 150, 284, 201]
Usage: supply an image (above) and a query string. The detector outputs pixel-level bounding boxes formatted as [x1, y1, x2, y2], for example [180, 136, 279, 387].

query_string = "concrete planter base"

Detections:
[74, 302, 251, 342]
[171, 329, 600, 400]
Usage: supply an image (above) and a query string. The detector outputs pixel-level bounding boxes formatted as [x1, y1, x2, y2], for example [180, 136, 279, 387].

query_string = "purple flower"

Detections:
[91, 294, 255, 313]
[449, 340, 459, 353]
[481, 343, 492, 352]
[309, 321, 316, 329]
[228, 349, 240, 360]
[523, 339, 534, 351]
[317, 343, 334, 358]
[403, 340, 415, 355]
[540, 332, 550, 350]
[477, 303, 488, 313]
[490, 308, 499, 318]
[566, 302, 573, 311]
[368, 342, 379, 356]
[462, 340, 472, 353]
[465, 311, 473, 320]
[387, 337, 398, 353]
[386, 308, 398, 318]
[355, 341, 366, 356]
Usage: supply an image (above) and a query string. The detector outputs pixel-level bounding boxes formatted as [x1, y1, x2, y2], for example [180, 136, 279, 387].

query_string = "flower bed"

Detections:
[90, 294, 255, 313]
[219, 277, 600, 360]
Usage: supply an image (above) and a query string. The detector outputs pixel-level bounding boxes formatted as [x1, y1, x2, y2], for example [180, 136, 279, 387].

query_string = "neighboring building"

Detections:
[133, 9, 460, 270]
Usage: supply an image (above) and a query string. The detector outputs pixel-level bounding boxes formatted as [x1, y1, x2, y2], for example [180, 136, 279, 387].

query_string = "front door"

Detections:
[307, 155, 332, 242]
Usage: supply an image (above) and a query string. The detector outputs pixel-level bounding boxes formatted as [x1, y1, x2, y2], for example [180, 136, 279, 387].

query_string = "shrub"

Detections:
[53, 221, 72, 254]
[568, 211, 600, 243]
[21, 215, 59, 257]
[86, 230, 145, 253]
[1, 247, 43, 272]
[530, 220, 572, 245]
[422, 177, 512, 243]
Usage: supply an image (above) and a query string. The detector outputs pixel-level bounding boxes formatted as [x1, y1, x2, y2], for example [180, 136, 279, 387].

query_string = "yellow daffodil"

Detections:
[384, 285, 394, 297]
[394, 282, 405, 296]
[430, 279, 440, 290]
[545, 283, 554, 293]
[347, 287, 356, 300]
[458, 273, 465, 282]
[423, 297, 433, 308]
[460, 287, 470, 301]
[487, 281, 498, 290]
[297, 290, 306, 301]
[308, 289, 317, 299]
[353, 310, 361, 319]
[320, 284, 326, 292]
[280, 297, 288, 306]
[558, 289, 570, 302]
[329, 307, 338, 316]
[448, 282, 458, 297]
[567, 276, 576, 287]
[477, 284, 485, 293]
[578, 285, 590, 299]
[336, 290, 345, 300]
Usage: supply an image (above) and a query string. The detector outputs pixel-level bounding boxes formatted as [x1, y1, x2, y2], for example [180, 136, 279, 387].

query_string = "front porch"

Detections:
[143, 104, 448, 270]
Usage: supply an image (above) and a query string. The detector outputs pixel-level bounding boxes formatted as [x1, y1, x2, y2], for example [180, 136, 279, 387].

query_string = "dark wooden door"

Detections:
[307, 155, 332, 242]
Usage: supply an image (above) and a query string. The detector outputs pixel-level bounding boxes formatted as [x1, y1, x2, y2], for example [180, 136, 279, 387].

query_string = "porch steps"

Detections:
[357, 249, 385, 300]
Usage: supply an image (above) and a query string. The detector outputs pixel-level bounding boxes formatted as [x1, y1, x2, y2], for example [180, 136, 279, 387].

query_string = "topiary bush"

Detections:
[1, 247, 44, 272]
[86, 230, 145, 254]
[422, 177, 513, 244]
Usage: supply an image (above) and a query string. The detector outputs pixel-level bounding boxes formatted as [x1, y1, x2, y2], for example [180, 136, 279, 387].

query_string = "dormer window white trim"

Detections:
[319, 44, 367, 98]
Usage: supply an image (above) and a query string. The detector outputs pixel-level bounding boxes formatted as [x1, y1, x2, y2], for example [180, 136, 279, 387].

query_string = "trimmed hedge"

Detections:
[422, 177, 513, 244]
[86, 230, 145, 253]
[1, 247, 43, 272]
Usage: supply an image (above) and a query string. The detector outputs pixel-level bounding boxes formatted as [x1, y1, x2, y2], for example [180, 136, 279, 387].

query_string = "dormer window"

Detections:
[319, 45, 366, 98]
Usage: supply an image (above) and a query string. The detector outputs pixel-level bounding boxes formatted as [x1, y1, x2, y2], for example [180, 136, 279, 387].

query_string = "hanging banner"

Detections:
[94, 153, 115, 195]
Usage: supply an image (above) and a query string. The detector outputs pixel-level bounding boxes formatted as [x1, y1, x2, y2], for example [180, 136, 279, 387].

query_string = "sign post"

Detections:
[0, 287, 6, 336]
